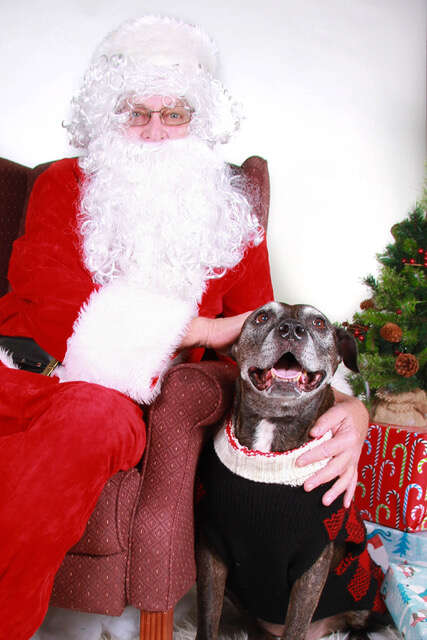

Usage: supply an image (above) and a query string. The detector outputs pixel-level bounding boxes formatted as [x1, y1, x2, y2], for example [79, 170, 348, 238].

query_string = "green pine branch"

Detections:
[345, 201, 426, 401]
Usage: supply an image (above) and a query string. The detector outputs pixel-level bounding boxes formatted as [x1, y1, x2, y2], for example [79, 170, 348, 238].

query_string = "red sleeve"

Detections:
[5, 159, 95, 360]
[187, 235, 274, 363]
[221, 234, 274, 317]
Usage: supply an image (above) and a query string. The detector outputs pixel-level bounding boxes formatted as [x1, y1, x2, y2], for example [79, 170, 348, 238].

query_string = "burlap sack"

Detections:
[371, 387, 427, 428]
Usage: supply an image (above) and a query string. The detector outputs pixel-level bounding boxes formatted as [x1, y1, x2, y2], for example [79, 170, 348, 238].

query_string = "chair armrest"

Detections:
[0, 158, 30, 296]
[128, 360, 237, 611]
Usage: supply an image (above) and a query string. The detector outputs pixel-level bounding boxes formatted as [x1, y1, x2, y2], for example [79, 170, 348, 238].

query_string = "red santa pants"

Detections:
[0, 365, 146, 640]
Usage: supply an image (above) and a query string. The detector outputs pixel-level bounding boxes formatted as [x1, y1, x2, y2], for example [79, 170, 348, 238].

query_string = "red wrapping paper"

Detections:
[355, 422, 427, 532]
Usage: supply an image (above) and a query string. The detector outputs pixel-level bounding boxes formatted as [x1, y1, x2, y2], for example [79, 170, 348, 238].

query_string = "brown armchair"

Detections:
[0, 154, 269, 640]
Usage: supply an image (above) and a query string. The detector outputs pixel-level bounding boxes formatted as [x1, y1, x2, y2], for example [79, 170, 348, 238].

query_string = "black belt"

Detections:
[0, 336, 60, 376]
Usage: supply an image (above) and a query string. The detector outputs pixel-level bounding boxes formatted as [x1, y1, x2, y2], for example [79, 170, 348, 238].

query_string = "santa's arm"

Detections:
[221, 234, 274, 316]
[7, 160, 197, 404]
[180, 234, 274, 350]
[6, 160, 95, 361]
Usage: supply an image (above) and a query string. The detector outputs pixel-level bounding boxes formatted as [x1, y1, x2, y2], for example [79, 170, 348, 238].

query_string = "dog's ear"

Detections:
[335, 327, 359, 373]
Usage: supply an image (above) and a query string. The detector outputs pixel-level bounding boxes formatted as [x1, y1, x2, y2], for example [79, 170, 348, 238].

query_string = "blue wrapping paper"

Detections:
[366, 521, 427, 571]
[381, 561, 427, 639]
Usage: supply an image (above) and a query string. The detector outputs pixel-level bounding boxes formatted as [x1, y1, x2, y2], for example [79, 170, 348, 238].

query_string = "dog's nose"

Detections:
[278, 322, 306, 340]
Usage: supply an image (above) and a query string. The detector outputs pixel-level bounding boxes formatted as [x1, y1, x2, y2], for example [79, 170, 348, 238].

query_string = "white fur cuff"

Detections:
[57, 279, 196, 404]
[0, 347, 19, 369]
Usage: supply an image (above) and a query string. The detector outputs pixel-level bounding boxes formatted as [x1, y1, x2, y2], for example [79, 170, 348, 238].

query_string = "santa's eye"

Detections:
[255, 312, 269, 324]
[313, 317, 326, 329]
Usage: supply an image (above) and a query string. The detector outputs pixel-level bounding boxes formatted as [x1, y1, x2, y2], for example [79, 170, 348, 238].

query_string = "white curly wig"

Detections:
[65, 15, 242, 148]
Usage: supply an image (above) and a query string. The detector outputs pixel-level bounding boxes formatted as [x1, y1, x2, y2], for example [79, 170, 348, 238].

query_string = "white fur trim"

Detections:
[214, 420, 332, 486]
[57, 279, 196, 403]
[0, 347, 19, 369]
[93, 15, 218, 76]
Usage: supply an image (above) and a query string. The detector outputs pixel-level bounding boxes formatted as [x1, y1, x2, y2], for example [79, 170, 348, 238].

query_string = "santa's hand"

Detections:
[296, 391, 368, 508]
[179, 313, 251, 351]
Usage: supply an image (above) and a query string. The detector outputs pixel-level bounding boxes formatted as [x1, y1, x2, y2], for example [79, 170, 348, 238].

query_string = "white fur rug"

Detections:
[31, 586, 401, 640]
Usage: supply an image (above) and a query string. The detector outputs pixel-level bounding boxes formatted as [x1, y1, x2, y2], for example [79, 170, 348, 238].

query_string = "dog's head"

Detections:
[232, 302, 358, 406]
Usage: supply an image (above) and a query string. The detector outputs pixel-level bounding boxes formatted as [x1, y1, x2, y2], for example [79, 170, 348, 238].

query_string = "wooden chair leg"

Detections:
[139, 608, 174, 640]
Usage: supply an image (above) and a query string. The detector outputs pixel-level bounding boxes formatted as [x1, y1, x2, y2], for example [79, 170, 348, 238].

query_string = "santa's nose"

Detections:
[140, 115, 168, 142]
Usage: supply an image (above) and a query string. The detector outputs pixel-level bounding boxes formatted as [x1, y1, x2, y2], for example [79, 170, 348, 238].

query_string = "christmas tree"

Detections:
[345, 206, 427, 405]
[392, 530, 410, 559]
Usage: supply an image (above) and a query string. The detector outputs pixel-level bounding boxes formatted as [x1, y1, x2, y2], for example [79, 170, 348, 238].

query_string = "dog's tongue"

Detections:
[272, 366, 301, 379]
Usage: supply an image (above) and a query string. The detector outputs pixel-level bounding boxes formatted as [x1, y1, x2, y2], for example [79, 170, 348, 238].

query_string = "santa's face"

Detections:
[122, 95, 191, 143]
[78, 103, 262, 300]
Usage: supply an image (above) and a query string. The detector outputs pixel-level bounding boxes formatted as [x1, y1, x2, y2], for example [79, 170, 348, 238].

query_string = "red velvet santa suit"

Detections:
[0, 157, 273, 639]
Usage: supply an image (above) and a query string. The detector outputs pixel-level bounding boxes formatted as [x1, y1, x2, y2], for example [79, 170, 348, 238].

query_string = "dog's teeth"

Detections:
[272, 368, 302, 382]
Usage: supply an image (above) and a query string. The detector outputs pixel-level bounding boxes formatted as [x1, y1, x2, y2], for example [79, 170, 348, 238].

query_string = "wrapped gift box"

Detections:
[365, 522, 427, 572]
[381, 561, 427, 639]
[355, 422, 427, 532]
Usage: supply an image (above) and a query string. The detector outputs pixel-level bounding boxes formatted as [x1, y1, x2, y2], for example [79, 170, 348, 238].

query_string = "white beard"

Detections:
[57, 134, 262, 404]
[78, 133, 261, 304]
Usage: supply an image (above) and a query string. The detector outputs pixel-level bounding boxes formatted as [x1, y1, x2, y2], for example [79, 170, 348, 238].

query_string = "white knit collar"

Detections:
[213, 418, 332, 486]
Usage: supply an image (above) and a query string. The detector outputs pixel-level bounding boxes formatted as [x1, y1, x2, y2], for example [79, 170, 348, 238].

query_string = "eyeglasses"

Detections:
[127, 104, 194, 127]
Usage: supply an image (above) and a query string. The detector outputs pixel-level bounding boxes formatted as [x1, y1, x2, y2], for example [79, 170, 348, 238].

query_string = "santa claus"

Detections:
[0, 15, 368, 640]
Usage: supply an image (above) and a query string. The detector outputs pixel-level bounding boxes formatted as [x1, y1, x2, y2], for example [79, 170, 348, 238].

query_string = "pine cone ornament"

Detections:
[395, 353, 419, 377]
[380, 322, 403, 343]
[360, 298, 375, 310]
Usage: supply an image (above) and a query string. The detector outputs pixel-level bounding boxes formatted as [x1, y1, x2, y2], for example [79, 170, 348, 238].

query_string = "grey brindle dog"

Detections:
[196, 302, 386, 640]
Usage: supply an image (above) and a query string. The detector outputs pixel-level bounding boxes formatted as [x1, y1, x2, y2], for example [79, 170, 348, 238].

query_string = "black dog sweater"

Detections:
[198, 419, 384, 625]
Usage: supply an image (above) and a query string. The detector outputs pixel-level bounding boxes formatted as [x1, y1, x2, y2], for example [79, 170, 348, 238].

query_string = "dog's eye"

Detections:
[255, 312, 269, 324]
[313, 317, 326, 329]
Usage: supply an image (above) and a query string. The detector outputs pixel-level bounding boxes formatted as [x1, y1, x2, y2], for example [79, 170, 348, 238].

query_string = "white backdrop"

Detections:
[0, 0, 425, 322]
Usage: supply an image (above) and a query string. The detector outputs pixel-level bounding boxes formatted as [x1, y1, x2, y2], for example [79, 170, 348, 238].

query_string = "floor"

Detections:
[32, 587, 403, 640]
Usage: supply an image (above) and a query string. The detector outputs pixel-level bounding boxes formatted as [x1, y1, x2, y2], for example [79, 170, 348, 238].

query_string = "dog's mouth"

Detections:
[248, 353, 325, 394]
